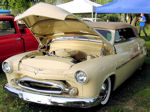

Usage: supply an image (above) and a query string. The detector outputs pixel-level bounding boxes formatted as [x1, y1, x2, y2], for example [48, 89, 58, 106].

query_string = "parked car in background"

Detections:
[3, 3, 147, 108]
[81, 18, 100, 22]
[0, 15, 38, 64]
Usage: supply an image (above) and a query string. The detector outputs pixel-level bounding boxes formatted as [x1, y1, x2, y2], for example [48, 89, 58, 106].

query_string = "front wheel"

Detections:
[99, 77, 111, 105]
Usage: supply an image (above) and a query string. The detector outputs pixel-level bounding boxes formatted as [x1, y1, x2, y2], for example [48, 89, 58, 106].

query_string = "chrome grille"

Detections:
[16, 78, 69, 94]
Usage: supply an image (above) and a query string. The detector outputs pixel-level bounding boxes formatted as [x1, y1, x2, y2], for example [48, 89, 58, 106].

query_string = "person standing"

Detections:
[138, 13, 147, 37]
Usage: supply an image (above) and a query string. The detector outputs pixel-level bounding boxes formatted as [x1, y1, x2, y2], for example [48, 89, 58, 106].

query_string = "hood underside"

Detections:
[15, 3, 98, 38]
[15, 2, 114, 53]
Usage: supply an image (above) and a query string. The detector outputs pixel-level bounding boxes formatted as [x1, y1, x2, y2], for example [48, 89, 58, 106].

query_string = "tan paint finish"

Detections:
[5, 37, 146, 98]
[50, 40, 103, 56]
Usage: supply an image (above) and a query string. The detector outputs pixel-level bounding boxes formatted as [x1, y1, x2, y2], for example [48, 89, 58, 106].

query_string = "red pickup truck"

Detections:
[0, 16, 39, 64]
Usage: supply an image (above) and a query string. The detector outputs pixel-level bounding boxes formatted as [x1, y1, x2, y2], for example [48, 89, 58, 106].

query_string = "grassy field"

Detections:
[1, 27, 150, 112]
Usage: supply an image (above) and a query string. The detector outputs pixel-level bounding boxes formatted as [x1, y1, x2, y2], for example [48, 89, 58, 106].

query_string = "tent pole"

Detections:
[95, 13, 97, 22]
[92, 10, 94, 22]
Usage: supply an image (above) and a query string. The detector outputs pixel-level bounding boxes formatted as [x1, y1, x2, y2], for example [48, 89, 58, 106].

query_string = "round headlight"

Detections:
[2, 62, 11, 73]
[75, 70, 88, 84]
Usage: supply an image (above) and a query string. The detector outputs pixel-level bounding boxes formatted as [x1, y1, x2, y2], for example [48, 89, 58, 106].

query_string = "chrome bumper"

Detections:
[4, 83, 101, 108]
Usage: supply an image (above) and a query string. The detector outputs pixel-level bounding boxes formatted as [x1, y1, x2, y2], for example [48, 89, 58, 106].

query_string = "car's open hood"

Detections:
[15, 2, 114, 53]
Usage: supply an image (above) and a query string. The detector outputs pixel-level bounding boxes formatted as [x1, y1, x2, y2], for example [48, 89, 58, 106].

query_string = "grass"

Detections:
[1, 26, 150, 112]
[139, 25, 150, 52]
[139, 25, 150, 38]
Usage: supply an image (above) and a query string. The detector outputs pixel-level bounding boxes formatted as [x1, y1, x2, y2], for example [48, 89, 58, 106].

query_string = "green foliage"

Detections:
[45, 0, 71, 5]
[0, 0, 74, 15]
[97, 14, 121, 22]
[138, 25, 150, 38]
[106, 14, 121, 22]
[0, 0, 9, 9]
[0, 0, 44, 15]
[8, 0, 31, 14]
[45, 0, 57, 4]
[145, 41, 150, 51]
[91, 0, 113, 5]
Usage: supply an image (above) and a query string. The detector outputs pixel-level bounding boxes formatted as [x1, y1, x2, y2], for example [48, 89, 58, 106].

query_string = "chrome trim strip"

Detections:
[17, 77, 69, 94]
[116, 53, 140, 70]
[17, 83, 62, 94]
[52, 36, 102, 43]
[4, 84, 101, 108]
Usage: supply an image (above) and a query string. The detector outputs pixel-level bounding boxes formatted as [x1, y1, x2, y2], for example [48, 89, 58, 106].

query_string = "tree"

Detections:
[124, 14, 139, 26]
[44, 0, 72, 5]
[0, 0, 9, 9]
[0, 0, 74, 14]
[0, 0, 45, 15]
[45, 0, 57, 4]
[93, 0, 113, 5]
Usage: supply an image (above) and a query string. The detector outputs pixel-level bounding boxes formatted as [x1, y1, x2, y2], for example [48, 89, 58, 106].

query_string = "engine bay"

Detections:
[26, 36, 108, 63]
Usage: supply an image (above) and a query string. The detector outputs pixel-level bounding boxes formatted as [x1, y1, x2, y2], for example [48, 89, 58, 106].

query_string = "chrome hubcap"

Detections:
[100, 80, 109, 101]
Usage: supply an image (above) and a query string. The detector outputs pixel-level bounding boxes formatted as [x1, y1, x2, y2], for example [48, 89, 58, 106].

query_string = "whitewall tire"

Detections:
[99, 77, 111, 105]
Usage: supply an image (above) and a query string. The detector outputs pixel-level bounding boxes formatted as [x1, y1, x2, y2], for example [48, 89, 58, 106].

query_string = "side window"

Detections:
[115, 31, 121, 42]
[115, 28, 136, 43]
[0, 20, 16, 36]
[96, 29, 112, 41]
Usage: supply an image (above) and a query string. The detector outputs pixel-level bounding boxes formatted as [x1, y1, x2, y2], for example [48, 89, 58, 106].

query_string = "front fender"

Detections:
[3, 50, 37, 72]
[67, 55, 118, 98]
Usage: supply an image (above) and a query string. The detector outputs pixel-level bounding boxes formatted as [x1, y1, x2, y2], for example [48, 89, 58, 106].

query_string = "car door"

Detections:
[0, 19, 24, 63]
[114, 28, 141, 86]
[18, 24, 38, 52]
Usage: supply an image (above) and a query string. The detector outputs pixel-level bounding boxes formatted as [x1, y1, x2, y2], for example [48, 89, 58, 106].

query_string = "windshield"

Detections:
[96, 29, 112, 41]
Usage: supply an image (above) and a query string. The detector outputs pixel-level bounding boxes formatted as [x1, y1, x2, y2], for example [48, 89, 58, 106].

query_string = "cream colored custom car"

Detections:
[3, 3, 147, 108]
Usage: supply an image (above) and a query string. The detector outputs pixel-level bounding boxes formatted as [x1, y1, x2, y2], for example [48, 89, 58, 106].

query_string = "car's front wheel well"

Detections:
[110, 74, 116, 91]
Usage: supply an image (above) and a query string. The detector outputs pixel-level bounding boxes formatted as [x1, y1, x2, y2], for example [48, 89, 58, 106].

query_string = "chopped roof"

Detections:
[86, 22, 135, 30]
[86, 22, 139, 37]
